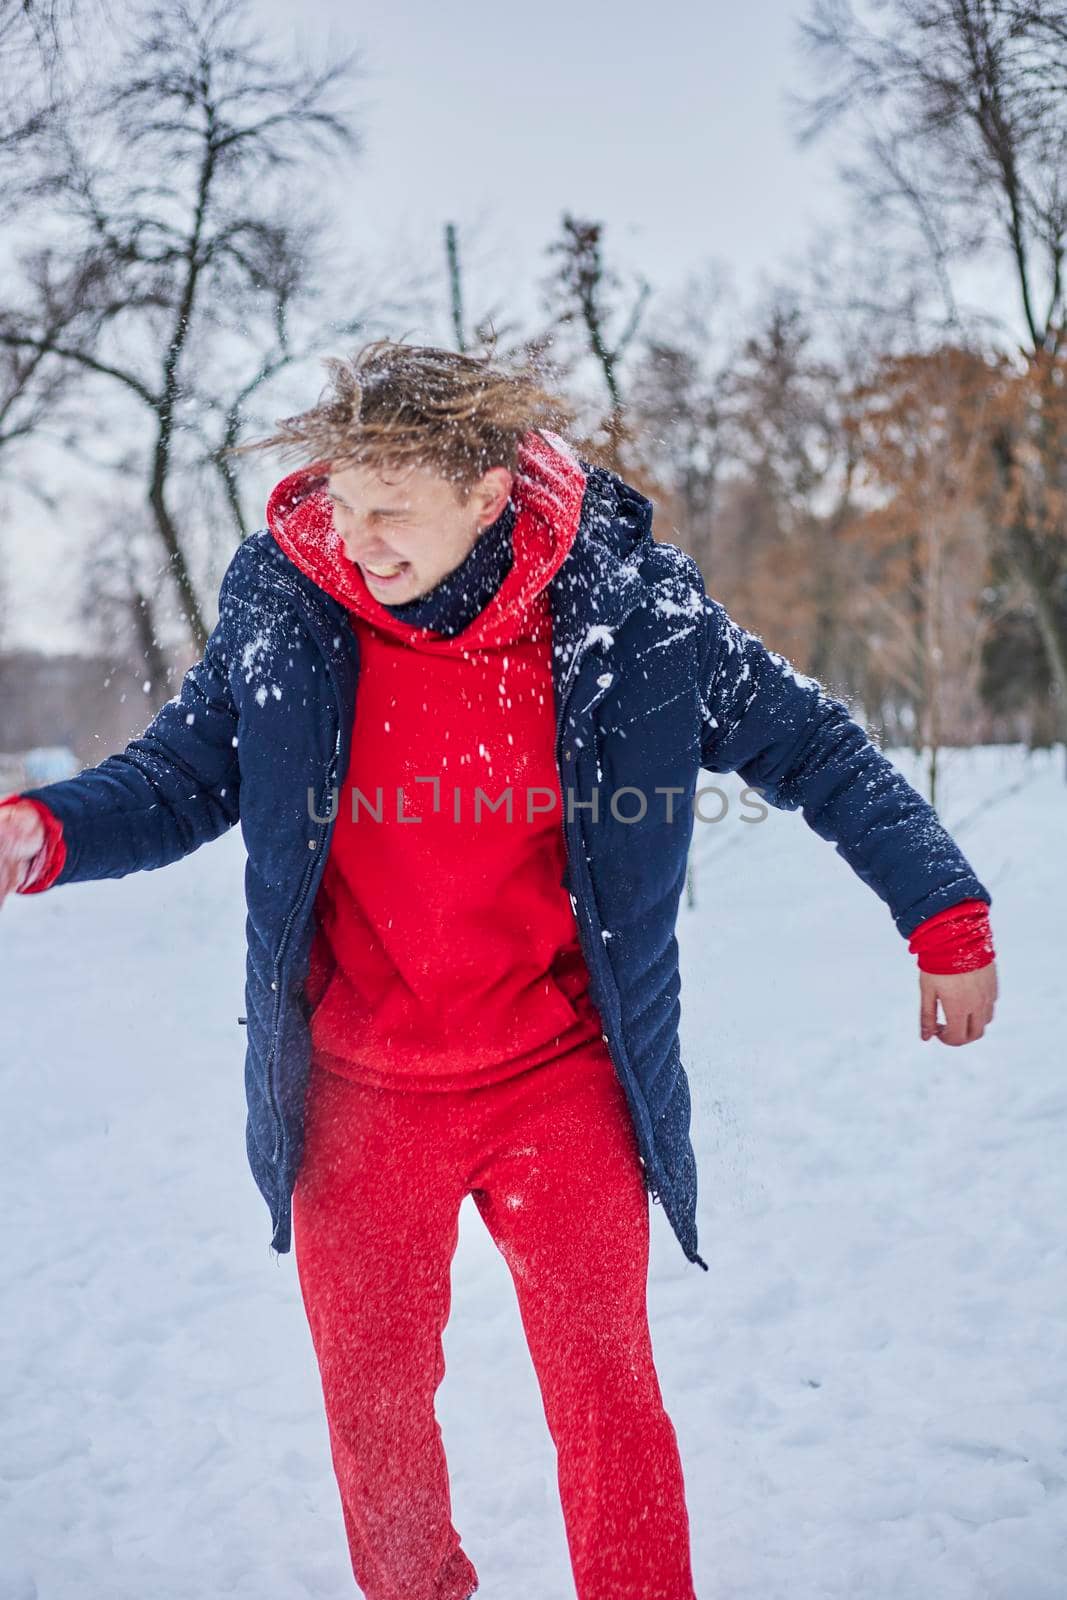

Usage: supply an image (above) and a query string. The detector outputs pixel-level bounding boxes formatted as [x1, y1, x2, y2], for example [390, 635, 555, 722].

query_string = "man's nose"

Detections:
[340, 526, 378, 552]
[339, 526, 393, 562]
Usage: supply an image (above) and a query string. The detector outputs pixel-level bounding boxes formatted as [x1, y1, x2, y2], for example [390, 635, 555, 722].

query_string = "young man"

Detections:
[0, 340, 997, 1600]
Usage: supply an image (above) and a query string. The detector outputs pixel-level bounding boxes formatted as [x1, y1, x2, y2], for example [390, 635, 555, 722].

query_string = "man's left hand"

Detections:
[919, 963, 998, 1046]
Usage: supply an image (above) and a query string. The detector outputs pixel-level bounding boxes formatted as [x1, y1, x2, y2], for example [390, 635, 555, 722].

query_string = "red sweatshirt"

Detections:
[266, 431, 606, 1088]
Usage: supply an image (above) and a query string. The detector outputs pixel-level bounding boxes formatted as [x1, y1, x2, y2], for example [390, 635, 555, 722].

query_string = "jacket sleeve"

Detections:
[697, 596, 991, 940]
[14, 553, 246, 887]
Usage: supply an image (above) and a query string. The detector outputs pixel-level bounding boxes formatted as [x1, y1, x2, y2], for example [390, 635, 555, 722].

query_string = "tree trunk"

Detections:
[148, 460, 209, 652]
[1005, 522, 1067, 775]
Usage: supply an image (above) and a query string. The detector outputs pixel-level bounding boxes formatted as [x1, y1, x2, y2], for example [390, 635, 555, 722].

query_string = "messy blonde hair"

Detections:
[233, 336, 575, 492]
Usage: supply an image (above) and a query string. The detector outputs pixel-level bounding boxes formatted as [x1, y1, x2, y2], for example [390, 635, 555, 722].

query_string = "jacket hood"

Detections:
[266, 428, 590, 649]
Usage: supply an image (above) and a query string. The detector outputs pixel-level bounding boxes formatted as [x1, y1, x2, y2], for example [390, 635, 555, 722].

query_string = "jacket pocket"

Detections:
[548, 948, 598, 1028]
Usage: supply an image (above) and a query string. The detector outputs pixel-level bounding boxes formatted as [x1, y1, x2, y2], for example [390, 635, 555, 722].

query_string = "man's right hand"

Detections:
[0, 801, 46, 908]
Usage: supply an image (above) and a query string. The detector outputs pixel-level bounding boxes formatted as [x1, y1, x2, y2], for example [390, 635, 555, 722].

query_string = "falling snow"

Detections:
[240, 635, 271, 685]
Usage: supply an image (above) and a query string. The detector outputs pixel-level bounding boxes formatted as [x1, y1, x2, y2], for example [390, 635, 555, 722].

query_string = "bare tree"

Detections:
[623, 270, 731, 572]
[795, 0, 1067, 759]
[848, 345, 999, 799]
[437, 217, 531, 359]
[628, 339, 724, 570]
[444, 223, 467, 353]
[0, 342, 72, 467]
[0, 0, 70, 164]
[79, 503, 175, 693]
[719, 293, 858, 687]
[0, 2, 97, 475]
[544, 214, 650, 468]
[0, 0, 362, 650]
[193, 264, 371, 544]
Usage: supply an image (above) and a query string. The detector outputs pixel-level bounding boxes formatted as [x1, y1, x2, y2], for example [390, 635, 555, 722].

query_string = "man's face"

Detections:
[325, 460, 513, 605]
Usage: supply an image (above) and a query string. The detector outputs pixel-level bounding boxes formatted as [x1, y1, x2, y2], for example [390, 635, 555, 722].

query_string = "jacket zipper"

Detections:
[263, 718, 341, 1162]
[553, 612, 661, 1198]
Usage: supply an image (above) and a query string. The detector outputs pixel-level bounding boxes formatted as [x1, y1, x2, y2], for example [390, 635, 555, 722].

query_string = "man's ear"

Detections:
[472, 466, 514, 528]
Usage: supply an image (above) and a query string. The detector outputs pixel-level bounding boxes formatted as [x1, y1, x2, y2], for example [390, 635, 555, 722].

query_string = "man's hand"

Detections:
[0, 801, 46, 909]
[919, 963, 998, 1045]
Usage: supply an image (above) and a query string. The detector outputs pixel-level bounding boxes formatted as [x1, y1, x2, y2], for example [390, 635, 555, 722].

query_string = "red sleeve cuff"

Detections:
[0, 794, 67, 893]
[908, 897, 995, 975]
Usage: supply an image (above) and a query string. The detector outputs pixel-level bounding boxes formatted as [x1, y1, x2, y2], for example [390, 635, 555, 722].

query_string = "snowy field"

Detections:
[1, 743, 1064, 1600]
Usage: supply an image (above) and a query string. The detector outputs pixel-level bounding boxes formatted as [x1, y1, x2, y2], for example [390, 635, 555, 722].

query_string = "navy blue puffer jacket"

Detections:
[18, 445, 991, 1269]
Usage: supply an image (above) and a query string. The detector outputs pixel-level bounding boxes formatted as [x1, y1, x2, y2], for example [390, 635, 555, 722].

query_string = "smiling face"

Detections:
[326, 459, 514, 604]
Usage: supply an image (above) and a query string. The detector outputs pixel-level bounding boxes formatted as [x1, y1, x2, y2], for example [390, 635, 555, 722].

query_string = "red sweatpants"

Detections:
[291, 1036, 697, 1600]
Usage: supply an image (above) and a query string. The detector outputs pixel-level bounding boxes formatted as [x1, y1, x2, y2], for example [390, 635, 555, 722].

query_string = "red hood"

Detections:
[265, 428, 587, 649]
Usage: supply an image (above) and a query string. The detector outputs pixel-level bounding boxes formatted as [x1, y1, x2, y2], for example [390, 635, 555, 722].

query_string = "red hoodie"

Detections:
[266, 430, 608, 1089]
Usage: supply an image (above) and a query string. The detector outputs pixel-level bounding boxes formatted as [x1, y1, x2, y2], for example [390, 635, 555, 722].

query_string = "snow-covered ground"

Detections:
[1, 744, 1063, 1599]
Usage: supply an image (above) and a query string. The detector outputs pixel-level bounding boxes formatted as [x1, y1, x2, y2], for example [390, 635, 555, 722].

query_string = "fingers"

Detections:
[0, 861, 20, 907]
[922, 965, 999, 1047]
[0, 854, 25, 908]
[938, 995, 972, 1046]
[920, 975, 939, 1042]
[962, 965, 998, 1044]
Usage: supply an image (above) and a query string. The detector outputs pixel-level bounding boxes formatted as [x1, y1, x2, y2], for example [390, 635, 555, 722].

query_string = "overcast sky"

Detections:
[254, 0, 847, 323]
